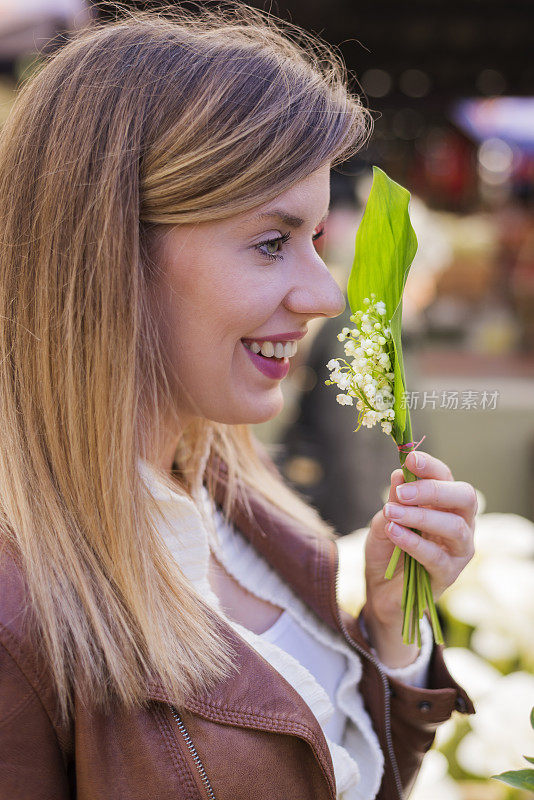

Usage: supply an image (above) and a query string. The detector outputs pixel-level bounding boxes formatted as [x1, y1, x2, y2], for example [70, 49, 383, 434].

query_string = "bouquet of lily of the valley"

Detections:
[325, 166, 443, 646]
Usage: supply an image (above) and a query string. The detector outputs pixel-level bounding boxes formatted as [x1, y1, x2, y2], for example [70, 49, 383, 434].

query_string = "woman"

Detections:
[0, 4, 475, 799]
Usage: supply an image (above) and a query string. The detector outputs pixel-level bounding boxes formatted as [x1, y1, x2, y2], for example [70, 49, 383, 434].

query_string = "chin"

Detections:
[243, 389, 285, 424]
[206, 392, 284, 426]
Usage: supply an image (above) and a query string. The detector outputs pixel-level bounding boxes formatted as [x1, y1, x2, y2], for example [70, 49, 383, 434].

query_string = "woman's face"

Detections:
[152, 163, 345, 429]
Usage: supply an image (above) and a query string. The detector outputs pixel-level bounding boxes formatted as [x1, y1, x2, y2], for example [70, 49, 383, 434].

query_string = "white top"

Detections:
[138, 458, 433, 800]
[259, 608, 349, 744]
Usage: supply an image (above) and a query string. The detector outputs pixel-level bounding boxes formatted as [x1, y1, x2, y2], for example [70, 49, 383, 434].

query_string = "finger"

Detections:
[404, 450, 454, 482]
[394, 479, 478, 523]
[384, 521, 456, 587]
[370, 471, 407, 545]
[383, 502, 474, 557]
[388, 469, 406, 504]
[371, 471, 406, 542]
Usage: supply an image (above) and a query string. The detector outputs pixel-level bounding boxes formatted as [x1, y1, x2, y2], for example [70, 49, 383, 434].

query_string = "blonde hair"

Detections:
[0, 1, 372, 728]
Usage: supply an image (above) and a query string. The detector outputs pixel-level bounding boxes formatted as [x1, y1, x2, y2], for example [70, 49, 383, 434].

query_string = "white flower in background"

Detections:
[431, 647, 502, 753]
[440, 512, 534, 664]
[466, 512, 534, 559]
[409, 750, 462, 800]
[455, 671, 534, 777]
[429, 512, 534, 788]
[325, 293, 396, 435]
[443, 647, 502, 703]
[470, 628, 518, 662]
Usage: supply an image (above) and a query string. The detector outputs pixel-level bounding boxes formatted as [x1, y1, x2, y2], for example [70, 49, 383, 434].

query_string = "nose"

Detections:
[283, 251, 346, 320]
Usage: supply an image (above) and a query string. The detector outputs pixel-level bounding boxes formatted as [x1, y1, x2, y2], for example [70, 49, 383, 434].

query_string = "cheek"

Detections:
[206, 275, 283, 341]
[160, 285, 239, 381]
[159, 253, 285, 376]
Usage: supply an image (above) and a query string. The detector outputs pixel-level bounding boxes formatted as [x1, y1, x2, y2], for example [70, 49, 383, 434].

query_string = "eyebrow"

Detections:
[251, 208, 330, 229]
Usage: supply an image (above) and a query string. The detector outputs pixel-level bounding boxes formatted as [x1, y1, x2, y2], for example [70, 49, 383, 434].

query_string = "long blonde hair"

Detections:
[0, 1, 372, 728]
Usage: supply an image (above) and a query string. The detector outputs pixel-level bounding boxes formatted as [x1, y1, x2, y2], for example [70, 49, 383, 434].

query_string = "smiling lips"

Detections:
[241, 341, 291, 379]
[240, 329, 305, 379]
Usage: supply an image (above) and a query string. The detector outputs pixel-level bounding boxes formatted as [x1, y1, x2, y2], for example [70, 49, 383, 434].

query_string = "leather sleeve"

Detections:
[386, 640, 474, 798]
[0, 638, 71, 799]
[351, 608, 474, 799]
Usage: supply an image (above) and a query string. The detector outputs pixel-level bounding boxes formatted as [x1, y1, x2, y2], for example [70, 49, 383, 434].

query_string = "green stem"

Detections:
[412, 585, 420, 647]
[384, 425, 418, 578]
[385, 417, 445, 646]
[384, 545, 401, 580]
[415, 561, 423, 647]
[402, 554, 416, 644]
[401, 553, 411, 641]
[402, 549, 410, 600]
[422, 569, 444, 645]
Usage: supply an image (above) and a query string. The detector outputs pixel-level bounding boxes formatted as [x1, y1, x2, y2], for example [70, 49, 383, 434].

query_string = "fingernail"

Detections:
[384, 503, 404, 520]
[387, 521, 402, 539]
[414, 453, 426, 469]
[397, 484, 417, 501]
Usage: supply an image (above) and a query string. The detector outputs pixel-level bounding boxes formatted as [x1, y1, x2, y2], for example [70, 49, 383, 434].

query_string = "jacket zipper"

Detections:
[169, 706, 217, 800]
[333, 546, 404, 800]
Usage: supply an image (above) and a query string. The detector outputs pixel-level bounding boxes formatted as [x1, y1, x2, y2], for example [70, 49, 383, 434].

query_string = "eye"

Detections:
[255, 231, 291, 262]
[255, 224, 325, 261]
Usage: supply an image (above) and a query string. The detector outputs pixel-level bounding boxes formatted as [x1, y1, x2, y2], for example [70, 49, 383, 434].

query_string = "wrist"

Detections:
[361, 602, 420, 669]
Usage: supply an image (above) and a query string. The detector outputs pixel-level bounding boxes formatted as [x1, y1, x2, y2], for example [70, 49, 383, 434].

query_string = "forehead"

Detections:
[235, 166, 331, 227]
[149, 164, 332, 253]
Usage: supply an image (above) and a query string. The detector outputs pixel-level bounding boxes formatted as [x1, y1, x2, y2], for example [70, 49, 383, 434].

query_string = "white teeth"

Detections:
[282, 341, 297, 358]
[243, 339, 299, 358]
[260, 341, 275, 357]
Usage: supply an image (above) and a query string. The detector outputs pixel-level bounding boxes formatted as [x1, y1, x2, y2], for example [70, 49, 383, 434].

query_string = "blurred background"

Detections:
[1, 1, 532, 797]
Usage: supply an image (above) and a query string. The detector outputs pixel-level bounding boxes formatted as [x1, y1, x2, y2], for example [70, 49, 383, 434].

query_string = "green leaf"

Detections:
[531, 705, 534, 730]
[524, 756, 534, 765]
[347, 166, 418, 444]
[492, 769, 534, 791]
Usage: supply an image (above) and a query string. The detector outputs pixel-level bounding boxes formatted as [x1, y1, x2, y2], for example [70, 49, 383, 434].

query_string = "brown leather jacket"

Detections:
[0, 465, 474, 800]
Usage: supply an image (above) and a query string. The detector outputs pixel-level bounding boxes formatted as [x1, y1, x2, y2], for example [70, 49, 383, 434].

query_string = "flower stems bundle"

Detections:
[326, 167, 443, 646]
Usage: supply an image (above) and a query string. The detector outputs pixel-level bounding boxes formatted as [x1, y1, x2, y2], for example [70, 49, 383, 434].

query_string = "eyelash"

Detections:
[255, 225, 326, 262]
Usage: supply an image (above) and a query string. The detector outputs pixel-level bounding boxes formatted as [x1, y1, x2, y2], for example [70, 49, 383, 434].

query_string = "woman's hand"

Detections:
[361, 449, 477, 668]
